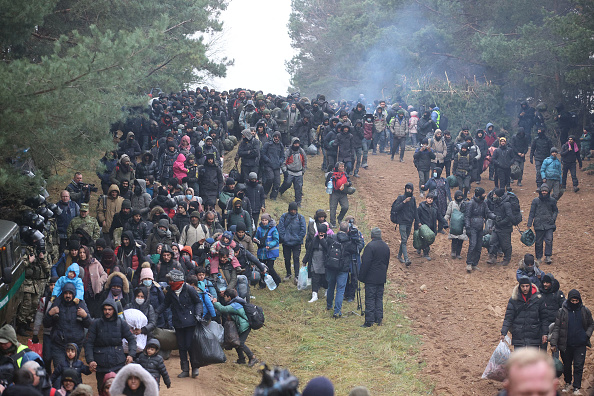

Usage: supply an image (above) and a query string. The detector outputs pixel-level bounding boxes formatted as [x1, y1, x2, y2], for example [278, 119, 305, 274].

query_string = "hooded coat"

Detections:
[97, 184, 125, 233]
[43, 282, 91, 348]
[135, 340, 170, 388]
[110, 363, 159, 396]
[550, 290, 594, 352]
[237, 136, 261, 167]
[125, 286, 157, 335]
[136, 152, 157, 181]
[527, 193, 558, 231]
[53, 263, 85, 300]
[501, 283, 548, 347]
[335, 126, 356, 162]
[110, 156, 136, 187]
[278, 206, 306, 246]
[87, 299, 137, 372]
[156, 283, 202, 329]
[359, 236, 390, 284]
[227, 198, 253, 236]
[99, 271, 131, 311]
[390, 183, 418, 226]
[539, 274, 565, 327]
[172, 153, 188, 184]
[131, 179, 152, 219]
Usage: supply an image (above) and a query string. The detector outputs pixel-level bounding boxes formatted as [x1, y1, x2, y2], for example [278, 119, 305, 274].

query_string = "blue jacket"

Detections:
[255, 222, 279, 260]
[277, 212, 306, 246]
[197, 288, 216, 318]
[52, 263, 84, 300]
[56, 200, 79, 234]
[540, 156, 562, 181]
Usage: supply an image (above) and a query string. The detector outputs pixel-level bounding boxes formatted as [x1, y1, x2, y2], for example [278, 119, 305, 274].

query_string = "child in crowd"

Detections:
[186, 274, 216, 320]
[52, 263, 84, 302]
[136, 339, 171, 389]
[50, 343, 91, 387]
[195, 266, 218, 302]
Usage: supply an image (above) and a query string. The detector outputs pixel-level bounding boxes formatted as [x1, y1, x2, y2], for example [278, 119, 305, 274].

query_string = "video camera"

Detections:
[348, 218, 359, 240]
[80, 182, 98, 193]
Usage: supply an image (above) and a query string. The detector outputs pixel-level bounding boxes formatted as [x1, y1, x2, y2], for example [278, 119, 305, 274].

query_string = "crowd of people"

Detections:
[4, 86, 593, 395]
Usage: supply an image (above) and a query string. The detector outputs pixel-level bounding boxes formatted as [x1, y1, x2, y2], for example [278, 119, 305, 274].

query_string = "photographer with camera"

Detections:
[66, 172, 93, 206]
[343, 217, 365, 305]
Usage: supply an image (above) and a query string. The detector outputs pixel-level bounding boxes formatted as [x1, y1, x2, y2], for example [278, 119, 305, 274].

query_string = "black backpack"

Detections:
[506, 192, 523, 226]
[325, 238, 343, 271]
[243, 302, 265, 330]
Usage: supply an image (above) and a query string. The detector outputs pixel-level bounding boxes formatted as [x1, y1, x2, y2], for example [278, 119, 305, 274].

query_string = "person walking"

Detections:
[540, 147, 563, 200]
[359, 228, 389, 327]
[526, 183, 558, 265]
[390, 183, 418, 267]
[560, 135, 583, 193]
[464, 187, 493, 272]
[277, 202, 306, 283]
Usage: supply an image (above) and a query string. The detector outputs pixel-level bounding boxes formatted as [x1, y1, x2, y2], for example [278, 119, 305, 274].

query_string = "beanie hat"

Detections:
[248, 172, 258, 180]
[550, 147, 558, 154]
[539, 183, 550, 192]
[475, 187, 485, 197]
[68, 239, 80, 251]
[371, 227, 382, 239]
[261, 213, 272, 222]
[236, 222, 246, 232]
[524, 253, 535, 266]
[542, 274, 552, 284]
[122, 199, 132, 209]
[62, 368, 81, 386]
[518, 276, 531, 285]
[110, 275, 124, 288]
[288, 202, 298, 212]
[222, 231, 233, 241]
[226, 177, 235, 186]
[317, 223, 328, 234]
[158, 219, 169, 229]
[495, 188, 505, 197]
[242, 129, 252, 139]
[302, 376, 335, 396]
[140, 267, 154, 281]
[95, 238, 107, 249]
[499, 137, 506, 142]
[177, 201, 188, 210]
[190, 211, 200, 219]
[167, 269, 185, 282]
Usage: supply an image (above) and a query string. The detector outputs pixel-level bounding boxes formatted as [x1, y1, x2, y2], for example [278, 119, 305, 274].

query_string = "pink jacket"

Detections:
[86, 258, 108, 295]
[208, 255, 241, 275]
[172, 153, 188, 184]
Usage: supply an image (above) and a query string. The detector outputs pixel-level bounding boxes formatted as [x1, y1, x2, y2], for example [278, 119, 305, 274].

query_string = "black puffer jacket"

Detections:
[156, 283, 202, 329]
[492, 195, 514, 231]
[245, 181, 266, 213]
[464, 197, 492, 231]
[359, 238, 390, 284]
[527, 195, 558, 231]
[135, 339, 171, 387]
[136, 152, 157, 180]
[335, 128, 355, 162]
[550, 290, 594, 352]
[539, 274, 565, 327]
[492, 145, 515, 169]
[261, 140, 285, 170]
[237, 138, 260, 167]
[86, 299, 136, 372]
[501, 284, 548, 347]
[530, 133, 553, 162]
[417, 201, 446, 233]
[390, 184, 418, 226]
[199, 162, 224, 193]
[325, 232, 358, 273]
[43, 283, 91, 348]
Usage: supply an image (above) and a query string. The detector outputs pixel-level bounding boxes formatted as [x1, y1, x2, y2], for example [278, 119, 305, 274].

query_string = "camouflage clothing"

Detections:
[66, 214, 101, 240]
[18, 247, 51, 325]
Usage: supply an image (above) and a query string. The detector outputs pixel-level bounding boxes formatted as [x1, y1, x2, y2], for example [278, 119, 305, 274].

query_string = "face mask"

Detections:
[135, 298, 145, 305]
[405, 191, 413, 197]
[455, 197, 463, 202]
[186, 194, 193, 200]
[143, 280, 152, 287]
[432, 173, 437, 178]
[111, 288, 122, 296]
[177, 110, 182, 114]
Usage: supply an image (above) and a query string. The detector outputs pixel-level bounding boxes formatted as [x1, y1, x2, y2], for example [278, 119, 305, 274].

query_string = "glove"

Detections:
[32, 335, 39, 344]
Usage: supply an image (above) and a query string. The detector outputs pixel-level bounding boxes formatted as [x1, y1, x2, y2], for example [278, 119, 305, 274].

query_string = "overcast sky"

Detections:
[206, 0, 295, 95]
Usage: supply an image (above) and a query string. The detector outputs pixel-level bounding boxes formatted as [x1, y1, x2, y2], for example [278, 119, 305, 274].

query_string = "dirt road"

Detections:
[357, 150, 594, 395]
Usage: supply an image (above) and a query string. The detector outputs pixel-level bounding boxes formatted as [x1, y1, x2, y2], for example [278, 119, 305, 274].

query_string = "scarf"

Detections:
[169, 281, 184, 291]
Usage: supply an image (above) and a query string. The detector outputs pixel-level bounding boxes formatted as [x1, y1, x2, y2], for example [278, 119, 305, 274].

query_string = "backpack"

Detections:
[506, 192, 523, 226]
[243, 302, 265, 330]
[325, 238, 343, 271]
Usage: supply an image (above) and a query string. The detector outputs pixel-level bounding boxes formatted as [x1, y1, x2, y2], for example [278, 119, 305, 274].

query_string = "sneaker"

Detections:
[283, 275, 292, 281]
[354, 173, 360, 178]
[372, 152, 377, 156]
[466, 264, 472, 273]
[405, 260, 411, 267]
[456, 255, 463, 260]
[293, 277, 298, 286]
[362, 163, 368, 169]
[450, 252, 456, 258]
[399, 159, 405, 163]
[472, 265, 480, 271]
[573, 389, 582, 395]
[236, 359, 246, 365]
[360, 322, 373, 328]
[308, 292, 318, 303]
[398, 256, 405, 263]
[424, 255, 432, 261]
[486, 255, 497, 265]
[416, 249, 422, 255]
[248, 358, 259, 367]
[517, 182, 522, 186]
[545, 256, 552, 264]
[562, 384, 571, 393]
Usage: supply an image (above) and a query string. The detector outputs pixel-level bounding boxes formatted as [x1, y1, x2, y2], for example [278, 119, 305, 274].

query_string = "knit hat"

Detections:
[475, 187, 485, 197]
[261, 213, 272, 222]
[122, 199, 132, 209]
[542, 273, 552, 284]
[499, 137, 506, 142]
[95, 238, 107, 249]
[222, 231, 233, 241]
[495, 188, 505, 197]
[288, 202, 298, 212]
[539, 183, 550, 192]
[140, 267, 154, 281]
[110, 275, 124, 288]
[190, 211, 200, 219]
[550, 147, 558, 154]
[167, 269, 185, 282]
[236, 222, 246, 232]
[62, 368, 81, 386]
[370, 227, 382, 239]
[226, 177, 235, 186]
[524, 253, 535, 266]
[317, 223, 328, 234]
[242, 129, 252, 139]
[518, 276, 531, 285]
[68, 239, 80, 251]
[248, 172, 258, 180]
[302, 376, 335, 396]
[177, 201, 188, 210]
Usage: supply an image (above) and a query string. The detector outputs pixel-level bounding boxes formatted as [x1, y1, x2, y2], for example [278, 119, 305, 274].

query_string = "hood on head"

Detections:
[134, 179, 147, 193]
[175, 153, 186, 163]
[63, 282, 77, 296]
[101, 298, 118, 318]
[121, 230, 135, 245]
[66, 342, 79, 354]
[181, 245, 193, 257]
[142, 151, 154, 163]
[486, 122, 494, 130]
[405, 182, 414, 192]
[0, 324, 18, 346]
[568, 289, 582, 303]
[108, 184, 120, 195]
[67, 263, 80, 277]
[145, 338, 160, 353]
[291, 137, 300, 145]
[104, 271, 129, 293]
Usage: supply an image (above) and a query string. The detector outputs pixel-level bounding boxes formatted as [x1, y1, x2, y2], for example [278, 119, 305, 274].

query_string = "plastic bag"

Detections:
[206, 321, 225, 345]
[152, 328, 178, 351]
[450, 209, 465, 236]
[419, 224, 436, 245]
[237, 275, 249, 299]
[297, 266, 309, 290]
[520, 229, 535, 246]
[193, 321, 227, 366]
[510, 163, 521, 180]
[122, 309, 148, 353]
[28, 339, 42, 356]
[412, 229, 423, 250]
[482, 233, 491, 248]
[481, 336, 511, 381]
[223, 320, 241, 350]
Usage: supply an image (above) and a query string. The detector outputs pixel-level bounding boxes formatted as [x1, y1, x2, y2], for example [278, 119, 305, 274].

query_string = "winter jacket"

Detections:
[172, 153, 188, 184]
[255, 221, 280, 260]
[530, 134, 553, 162]
[325, 232, 358, 273]
[511, 132, 530, 161]
[389, 116, 409, 138]
[391, 185, 418, 226]
[540, 156, 562, 181]
[550, 296, 594, 352]
[118, 138, 142, 160]
[109, 363, 159, 396]
[527, 195, 558, 231]
[179, 222, 210, 248]
[539, 274, 565, 327]
[413, 147, 436, 171]
[261, 140, 285, 170]
[49, 343, 91, 387]
[82, 258, 108, 297]
[324, 129, 338, 154]
[199, 162, 224, 193]
[43, 283, 91, 348]
[245, 181, 266, 214]
[124, 286, 157, 335]
[417, 116, 435, 139]
[516, 258, 544, 289]
[131, 179, 152, 219]
[238, 137, 261, 167]
[284, 140, 307, 175]
[136, 340, 171, 388]
[492, 194, 514, 231]
[97, 184, 124, 233]
[277, 212, 306, 246]
[99, 272, 132, 311]
[213, 297, 250, 334]
[292, 119, 312, 146]
[560, 142, 582, 166]
[227, 203, 253, 236]
[136, 152, 157, 181]
[444, 199, 468, 241]
[110, 158, 136, 187]
[453, 152, 472, 176]
[156, 283, 202, 329]
[359, 238, 390, 284]
[158, 149, 178, 182]
[501, 284, 547, 347]
[124, 217, 151, 243]
[464, 197, 492, 231]
[492, 145, 514, 169]
[417, 201, 446, 233]
[428, 137, 447, 162]
[335, 130, 356, 162]
[56, 200, 80, 235]
[53, 264, 85, 301]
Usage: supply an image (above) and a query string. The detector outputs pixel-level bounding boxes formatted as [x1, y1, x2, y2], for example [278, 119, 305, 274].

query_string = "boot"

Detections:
[500, 259, 510, 266]
[545, 256, 552, 264]
[450, 246, 456, 258]
[486, 255, 497, 264]
[191, 367, 200, 378]
[178, 361, 190, 378]
[308, 292, 318, 303]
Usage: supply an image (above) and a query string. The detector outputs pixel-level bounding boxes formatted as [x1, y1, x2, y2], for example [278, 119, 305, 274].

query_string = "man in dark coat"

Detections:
[487, 188, 514, 266]
[550, 289, 594, 394]
[155, 269, 202, 379]
[334, 125, 356, 175]
[539, 273, 565, 355]
[198, 153, 224, 210]
[86, 298, 136, 390]
[117, 132, 142, 161]
[492, 137, 515, 190]
[277, 202, 306, 282]
[526, 183, 557, 265]
[464, 187, 493, 272]
[237, 129, 260, 181]
[43, 283, 91, 368]
[510, 128, 530, 186]
[390, 183, 418, 267]
[559, 135, 582, 193]
[501, 276, 547, 348]
[260, 132, 284, 199]
[245, 172, 266, 223]
[359, 228, 390, 328]
[530, 127, 553, 188]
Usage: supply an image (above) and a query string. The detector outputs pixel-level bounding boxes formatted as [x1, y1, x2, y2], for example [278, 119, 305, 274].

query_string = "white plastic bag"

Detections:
[297, 266, 309, 290]
[122, 308, 148, 353]
[481, 336, 511, 381]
